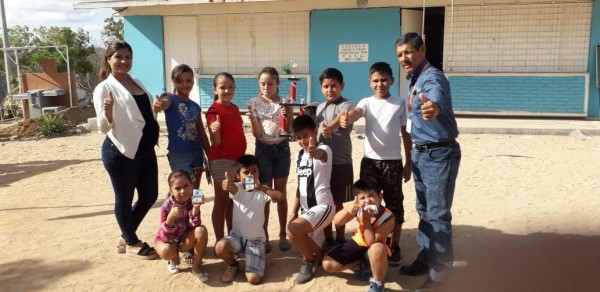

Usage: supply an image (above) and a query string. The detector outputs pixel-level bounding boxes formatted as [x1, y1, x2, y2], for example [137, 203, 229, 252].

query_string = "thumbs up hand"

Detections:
[222, 171, 233, 191]
[103, 91, 115, 122]
[210, 115, 221, 133]
[247, 106, 256, 120]
[419, 92, 440, 121]
[339, 110, 349, 128]
[321, 122, 332, 139]
[349, 195, 360, 216]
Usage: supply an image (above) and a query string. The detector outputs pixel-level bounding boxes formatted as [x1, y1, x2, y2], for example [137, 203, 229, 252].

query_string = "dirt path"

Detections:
[1, 133, 599, 291]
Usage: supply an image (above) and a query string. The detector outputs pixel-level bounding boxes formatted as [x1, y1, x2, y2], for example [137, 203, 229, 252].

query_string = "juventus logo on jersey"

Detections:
[297, 149, 317, 208]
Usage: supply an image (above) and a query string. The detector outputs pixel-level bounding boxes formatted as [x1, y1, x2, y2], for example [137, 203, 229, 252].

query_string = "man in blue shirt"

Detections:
[396, 32, 462, 291]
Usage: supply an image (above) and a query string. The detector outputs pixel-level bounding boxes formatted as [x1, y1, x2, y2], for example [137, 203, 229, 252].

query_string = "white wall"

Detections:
[444, 2, 592, 73]
[197, 11, 309, 75]
[163, 16, 201, 104]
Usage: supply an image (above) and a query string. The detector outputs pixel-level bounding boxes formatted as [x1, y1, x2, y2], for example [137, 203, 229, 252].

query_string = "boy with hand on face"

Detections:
[322, 178, 395, 292]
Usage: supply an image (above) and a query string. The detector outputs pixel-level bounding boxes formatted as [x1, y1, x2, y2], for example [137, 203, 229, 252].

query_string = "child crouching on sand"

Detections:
[155, 170, 209, 283]
[215, 154, 284, 284]
[322, 179, 395, 292]
[287, 114, 336, 284]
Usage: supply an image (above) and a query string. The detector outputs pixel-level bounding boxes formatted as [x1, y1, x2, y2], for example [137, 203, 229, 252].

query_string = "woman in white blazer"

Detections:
[93, 41, 159, 259]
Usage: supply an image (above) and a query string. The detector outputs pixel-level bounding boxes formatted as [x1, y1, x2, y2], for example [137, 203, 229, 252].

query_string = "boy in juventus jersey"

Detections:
[287, 114, 335, 284]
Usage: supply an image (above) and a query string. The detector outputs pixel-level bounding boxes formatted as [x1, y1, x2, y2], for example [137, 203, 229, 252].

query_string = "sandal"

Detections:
[167, 260, 180, 274]
[220, 262, 239, 283]
[180, 251, 194, 266]
[127, 242, 158, 260]
[192, 268, 209, 283]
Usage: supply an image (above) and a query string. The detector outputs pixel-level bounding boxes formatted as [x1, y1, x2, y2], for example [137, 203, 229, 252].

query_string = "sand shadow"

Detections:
[0, 159, 98, 188]
[386, 225, 600, 292]
[0, 203, 114, 212]
[0, 259, 91, 291]
[45, 200, 163, 221]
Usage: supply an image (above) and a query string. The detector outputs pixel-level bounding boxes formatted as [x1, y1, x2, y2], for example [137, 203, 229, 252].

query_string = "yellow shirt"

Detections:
[351, 207, 394, 254]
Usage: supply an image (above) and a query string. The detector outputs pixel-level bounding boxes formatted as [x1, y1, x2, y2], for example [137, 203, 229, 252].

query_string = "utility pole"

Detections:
[0, 0, 12, 94]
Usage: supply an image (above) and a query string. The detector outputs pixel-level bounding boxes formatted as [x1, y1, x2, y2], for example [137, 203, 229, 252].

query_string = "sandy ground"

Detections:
[1, 132, 600, 291]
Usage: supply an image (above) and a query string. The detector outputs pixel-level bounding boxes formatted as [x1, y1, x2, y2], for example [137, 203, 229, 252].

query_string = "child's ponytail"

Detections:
[258, 66, 280, 95]
[213, 72, 236, 101]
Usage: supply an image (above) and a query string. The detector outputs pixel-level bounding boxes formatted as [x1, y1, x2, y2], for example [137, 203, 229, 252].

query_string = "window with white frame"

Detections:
[198, 11, 309, 75]
[444, 2, 592, 73]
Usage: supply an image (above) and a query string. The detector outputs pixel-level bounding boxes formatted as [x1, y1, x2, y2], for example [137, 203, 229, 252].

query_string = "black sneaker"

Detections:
[355, 261, 372, 282]
[415, 276, 439, 292]
[399, 260, 429, 276]
[388, 244, 402, 266]
[295, 261, 316, 284]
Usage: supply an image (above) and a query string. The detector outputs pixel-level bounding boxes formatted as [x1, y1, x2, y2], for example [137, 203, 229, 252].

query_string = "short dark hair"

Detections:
[319, 68, 344, 84]
[369, 62, 393, 78]
[236, 154, 260, 173]
[395, 32, 425, 50]
[292, 114, 316, 133]
[354, 178, 381, 196]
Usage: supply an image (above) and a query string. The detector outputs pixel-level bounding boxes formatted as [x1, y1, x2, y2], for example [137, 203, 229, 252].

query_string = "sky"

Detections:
[3, 0, 114, 46]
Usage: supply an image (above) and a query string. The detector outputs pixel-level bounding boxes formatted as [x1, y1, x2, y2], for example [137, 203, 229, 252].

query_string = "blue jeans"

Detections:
[101, 138, 158, 245]
[412, 143, 461, 282]
[167, 149, 204, 177]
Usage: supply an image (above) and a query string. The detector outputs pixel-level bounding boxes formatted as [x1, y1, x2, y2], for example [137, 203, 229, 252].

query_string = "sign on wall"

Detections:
[338, 43, 369, 62]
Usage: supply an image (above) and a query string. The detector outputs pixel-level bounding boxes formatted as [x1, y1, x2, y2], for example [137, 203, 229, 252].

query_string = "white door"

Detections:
[163, 16, 200, 104]
[400, 9, 423, 97]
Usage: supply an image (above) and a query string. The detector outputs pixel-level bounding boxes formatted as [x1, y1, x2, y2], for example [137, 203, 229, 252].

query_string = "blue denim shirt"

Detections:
[406, 65, 459, 145]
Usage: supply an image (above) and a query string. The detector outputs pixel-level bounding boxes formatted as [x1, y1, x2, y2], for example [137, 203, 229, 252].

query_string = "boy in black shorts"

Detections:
[322, 179, 394, 292]
[341, 62, 412, 266]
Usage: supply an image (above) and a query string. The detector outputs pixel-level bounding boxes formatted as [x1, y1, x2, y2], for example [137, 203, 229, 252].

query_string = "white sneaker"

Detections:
[167, 261, 180, 274]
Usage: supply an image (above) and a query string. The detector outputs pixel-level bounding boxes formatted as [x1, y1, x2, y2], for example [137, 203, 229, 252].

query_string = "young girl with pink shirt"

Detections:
[154, 170, 209, 283]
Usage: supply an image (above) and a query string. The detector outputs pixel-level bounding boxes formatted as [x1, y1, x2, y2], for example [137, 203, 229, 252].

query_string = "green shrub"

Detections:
[37, 114, 69, 136]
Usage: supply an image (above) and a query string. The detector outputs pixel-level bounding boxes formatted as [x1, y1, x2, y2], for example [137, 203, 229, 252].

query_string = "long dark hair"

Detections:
[213, 72, 235, 101]
[99, 40, 133, 80]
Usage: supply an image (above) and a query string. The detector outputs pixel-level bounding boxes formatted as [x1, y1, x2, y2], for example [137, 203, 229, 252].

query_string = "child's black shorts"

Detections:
[325, 239, 368, 266]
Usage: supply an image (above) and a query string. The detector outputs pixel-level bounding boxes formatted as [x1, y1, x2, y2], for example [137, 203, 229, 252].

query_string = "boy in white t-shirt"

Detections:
[215, 154, 284, 284]
[340, 61, 412, 266]
[287, 114, 335, 285]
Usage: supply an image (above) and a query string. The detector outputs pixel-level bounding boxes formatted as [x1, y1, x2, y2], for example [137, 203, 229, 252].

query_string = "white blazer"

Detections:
[93, 74, 156, 159]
